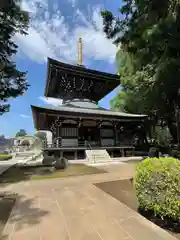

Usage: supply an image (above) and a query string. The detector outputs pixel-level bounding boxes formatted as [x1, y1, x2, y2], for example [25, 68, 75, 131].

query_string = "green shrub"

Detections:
[134, 157, 180, 221]
[0, 154, 12, 160]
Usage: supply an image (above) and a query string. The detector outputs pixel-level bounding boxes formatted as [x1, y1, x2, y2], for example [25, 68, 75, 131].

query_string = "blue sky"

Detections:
[0, 0, 121, 137]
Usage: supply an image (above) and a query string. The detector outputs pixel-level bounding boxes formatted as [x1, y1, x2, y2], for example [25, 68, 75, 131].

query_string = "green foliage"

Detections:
[15, 129, 27, 137]
[102, 0, 180, 142]
[153, 126, 173, 148]
[0, 0, 30, 114]
[0, 154, 12, 160]
[0, 135, 5, 140]
[110, 91, 127, 111]
[134, 157, 180, 220]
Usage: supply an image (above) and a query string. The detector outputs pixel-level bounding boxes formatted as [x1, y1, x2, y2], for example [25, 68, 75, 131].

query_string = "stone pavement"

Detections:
[1, 164, 177, 240]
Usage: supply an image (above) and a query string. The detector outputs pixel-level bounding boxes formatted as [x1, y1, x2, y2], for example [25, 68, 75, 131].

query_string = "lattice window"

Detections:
[100, 129, 114, 138]
[101, 121, 113, 126]
[101, 139, 114, 146]
[62, 119, 77, 124]
[61, 127, 78, 137]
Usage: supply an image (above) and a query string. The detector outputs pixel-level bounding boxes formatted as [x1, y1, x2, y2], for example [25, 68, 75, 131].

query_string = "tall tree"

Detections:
[101, 0, 180, 142]
[16, 129, 27, 137]
[0, 0, 29, 114]
[0, 135, 5, 140]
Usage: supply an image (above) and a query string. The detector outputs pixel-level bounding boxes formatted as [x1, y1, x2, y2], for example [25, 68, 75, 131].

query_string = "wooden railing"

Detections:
[42, 140, 134, 149]
[42, 140, 99, 149]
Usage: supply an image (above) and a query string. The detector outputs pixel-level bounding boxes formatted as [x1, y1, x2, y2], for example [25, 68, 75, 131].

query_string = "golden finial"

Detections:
[78, 37, 83, 66]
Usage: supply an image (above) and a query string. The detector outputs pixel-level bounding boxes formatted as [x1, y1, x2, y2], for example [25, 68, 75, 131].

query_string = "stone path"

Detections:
[1, 164, 177, 240]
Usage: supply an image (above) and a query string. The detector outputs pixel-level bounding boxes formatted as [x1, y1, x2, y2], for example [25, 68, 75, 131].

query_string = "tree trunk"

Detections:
[166, 117, 177, 143]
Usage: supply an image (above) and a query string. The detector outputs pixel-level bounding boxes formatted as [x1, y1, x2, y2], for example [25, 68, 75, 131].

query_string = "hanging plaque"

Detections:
[82, 120, 97, 127]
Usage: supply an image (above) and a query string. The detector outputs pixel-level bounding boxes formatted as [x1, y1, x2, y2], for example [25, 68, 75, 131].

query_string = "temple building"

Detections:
[31, 38, 148, 160]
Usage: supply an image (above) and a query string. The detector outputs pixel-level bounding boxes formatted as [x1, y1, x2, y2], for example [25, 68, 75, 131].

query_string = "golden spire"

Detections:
[78, 37, 83, 66]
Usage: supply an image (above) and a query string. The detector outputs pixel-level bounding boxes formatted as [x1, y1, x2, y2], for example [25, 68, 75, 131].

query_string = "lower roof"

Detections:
[31, 104, 147, 118]
[31, 104, 147, 129]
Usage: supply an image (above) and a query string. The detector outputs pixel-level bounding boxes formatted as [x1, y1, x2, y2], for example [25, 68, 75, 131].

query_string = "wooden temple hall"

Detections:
[31, 38, 148, 160]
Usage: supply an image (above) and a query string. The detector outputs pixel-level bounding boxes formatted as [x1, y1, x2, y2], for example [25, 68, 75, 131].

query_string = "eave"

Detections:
[31, 105, 148, 130]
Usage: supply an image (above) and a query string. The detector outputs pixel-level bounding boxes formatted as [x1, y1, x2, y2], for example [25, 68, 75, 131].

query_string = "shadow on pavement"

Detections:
[0, 191, 49, 237]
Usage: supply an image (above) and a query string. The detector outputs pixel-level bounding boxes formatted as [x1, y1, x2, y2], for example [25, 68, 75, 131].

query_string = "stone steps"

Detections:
[85, 150, 111, 163]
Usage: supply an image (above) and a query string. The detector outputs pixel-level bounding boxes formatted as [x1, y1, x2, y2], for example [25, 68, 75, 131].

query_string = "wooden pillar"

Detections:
[100, 124, 101, 147]
[78, 118, 82, 146]
[98, 120, 102, 146]
[58, 120, 62, 147]
[74, 151, 77, 160]
[57, 123, 60, 138]
[114, 121, 117, 146]
[41, 113, 46, 130]
[121, 148, 125, 157]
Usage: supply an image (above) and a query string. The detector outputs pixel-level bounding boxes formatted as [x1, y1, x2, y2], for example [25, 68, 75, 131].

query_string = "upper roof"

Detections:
[44, 58, 120, 102]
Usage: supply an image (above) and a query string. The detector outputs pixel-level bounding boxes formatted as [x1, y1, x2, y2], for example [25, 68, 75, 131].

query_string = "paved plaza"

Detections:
[1, 164, 177, 240]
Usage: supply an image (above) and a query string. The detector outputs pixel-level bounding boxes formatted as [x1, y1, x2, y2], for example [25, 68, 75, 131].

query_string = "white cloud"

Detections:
[20, 0, 47, 14]
[67, 0, 77, 7]
[39, 96, 63, 106]
[16, 0, 116, 65]
[20, 114, 30, 118]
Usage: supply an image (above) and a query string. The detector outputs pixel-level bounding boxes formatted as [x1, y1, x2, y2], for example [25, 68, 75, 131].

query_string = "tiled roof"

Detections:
[31, 104, 147, 118]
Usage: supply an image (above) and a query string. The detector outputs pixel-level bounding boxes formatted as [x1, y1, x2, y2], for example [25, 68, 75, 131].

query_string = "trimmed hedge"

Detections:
[134, 157, 180, 221]
[0, 154, 12, 160]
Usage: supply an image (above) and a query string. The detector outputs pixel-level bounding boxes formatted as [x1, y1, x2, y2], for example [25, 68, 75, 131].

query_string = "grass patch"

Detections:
[0, 154, 12, 161]
[0, 164, 106, 184]
[32, 164, 106, 180]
